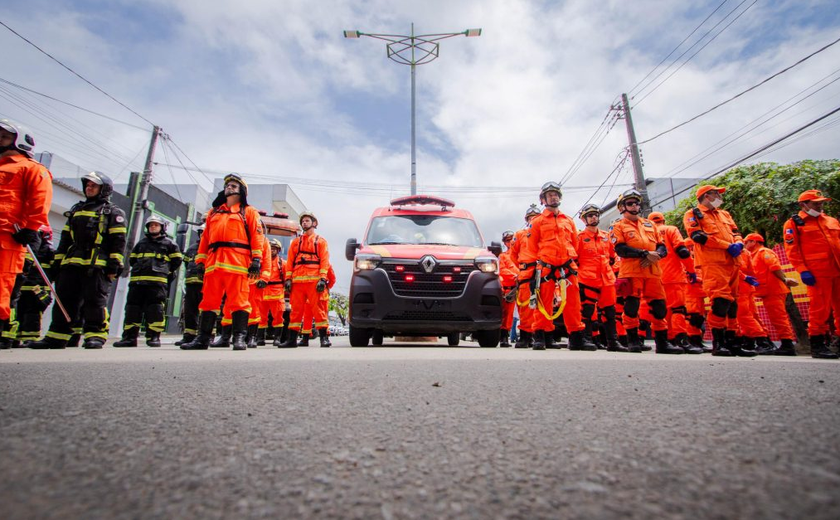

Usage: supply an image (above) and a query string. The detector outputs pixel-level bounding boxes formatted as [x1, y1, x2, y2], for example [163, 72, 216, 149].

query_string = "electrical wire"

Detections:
[164, 136, 215, 187]
[558, 103, 620, 185]
[575, 148, 631, 214]
[0, 20, 155, 127]
[158, 138, 185, 204]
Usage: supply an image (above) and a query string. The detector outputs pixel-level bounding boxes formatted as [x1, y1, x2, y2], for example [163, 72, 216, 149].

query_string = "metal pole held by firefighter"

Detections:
[13, 224, 71, 322]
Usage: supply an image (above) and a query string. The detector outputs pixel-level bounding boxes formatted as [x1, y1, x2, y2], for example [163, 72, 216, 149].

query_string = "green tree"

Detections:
[329, 293, 348, 326]
[663, 160, 840, 246]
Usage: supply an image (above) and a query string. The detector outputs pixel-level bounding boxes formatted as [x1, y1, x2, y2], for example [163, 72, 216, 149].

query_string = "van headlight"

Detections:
[474, 256, 498, 274]
[354, 254, 382, 272]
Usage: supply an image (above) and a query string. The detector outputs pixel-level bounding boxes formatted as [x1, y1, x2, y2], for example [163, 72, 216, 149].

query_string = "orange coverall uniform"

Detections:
[509, 227, 535, 334]
[683, 205, 742, 331]
[750, 245, 795, 341]
[259, 256, 286, 330]
[655, 223, 696, 339]
[612, 217, 668, 332]
[222, 235, 273, 327]
[300, 264, 336, 335]
[286, 232, 330, 332]
[784, 210, 840, 336]
[736, 249, 768, 338]
[526, 209, 583, 334]
[577, 228, 616, 333]
[196, 203, 264, 314]
[0, 154, 53, 321]
[683, 240, 707, 338]
[499, 248, 519, 331]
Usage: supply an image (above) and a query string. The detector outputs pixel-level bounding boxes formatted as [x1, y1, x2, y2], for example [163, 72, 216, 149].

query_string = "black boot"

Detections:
[727, 331, 757, 357]
[514, 331, 531, 349]
[181, 311, 216, 350]
[276, 329, 298, 348]
[113, 327, 139, 348]
[298, 333, 310, 347]
[256, 328, 266, 346]
[499, 329, 511, 348]
[66, 334, 81, 348]
[626, 328, 643, 353]
[618, 335, 629, 349]
[146, 332, 162, 348]
[774, 338, 797, 356]
[754, 336, 776, 355]
[319, 328, 332, 348]
[655, 330, 684, 354]
[83, 337, 104, 349]
[29, 336, 66, 349]
[210, 325, 232, 348]
[569, 330, 597, 351]
[532, 330, 546, 350]
[711, 328, 733, 357]
[231, 311, 249, 351]
[175, 333, 195, 346]
[810, 335, 839, 359]
[690, 334, 711, 353]
[246, 324, 259, 348]
[675, 332, 702, 354]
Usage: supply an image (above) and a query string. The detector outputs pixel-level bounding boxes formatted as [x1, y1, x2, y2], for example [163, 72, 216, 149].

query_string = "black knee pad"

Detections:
[624, 296, 641, 318]
[650, 299, 667, 320]
[711, 297, 731, 318]
[688, 313, 705, 328]
[581, 303, 596, 320]
[602, 305, 616, 321]
[670, 305, 687, 315]
[727, 301, 738, 319]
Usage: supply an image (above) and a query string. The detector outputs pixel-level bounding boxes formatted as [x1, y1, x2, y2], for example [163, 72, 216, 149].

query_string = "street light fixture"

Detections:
[344, 24, 481, 195]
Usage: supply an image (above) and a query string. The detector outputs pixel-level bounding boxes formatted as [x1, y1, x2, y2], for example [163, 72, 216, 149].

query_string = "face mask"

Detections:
[709, 198, 723, 209]
[806, 208, 822, 218]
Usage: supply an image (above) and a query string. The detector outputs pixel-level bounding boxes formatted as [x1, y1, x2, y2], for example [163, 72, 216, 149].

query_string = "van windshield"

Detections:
[366, 215, 483, 247]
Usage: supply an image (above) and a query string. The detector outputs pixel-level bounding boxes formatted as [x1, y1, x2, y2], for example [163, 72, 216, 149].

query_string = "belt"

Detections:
[209, 241, 250, 251]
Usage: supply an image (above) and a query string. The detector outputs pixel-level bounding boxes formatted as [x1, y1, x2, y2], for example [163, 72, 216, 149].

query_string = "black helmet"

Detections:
[81, 171, 114, 200]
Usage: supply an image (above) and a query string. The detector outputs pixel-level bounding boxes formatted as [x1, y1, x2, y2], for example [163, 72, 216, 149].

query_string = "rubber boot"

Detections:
[297, 333, 310, 347]
[626, 328, 643, 353]
[531, 330, 546, 350]
[181, 311, 216, 350]
[753, 336, 775, 355]
[727, 330, 757, 357]
[231, 311, 249, 351]
[677, 332, 703, 354]
[276, 329, 298, 348]
[146, 332, 162, 348]
[618, 335, 629, 350]
[569, 330, 597, 351]
[210, 325, 232, 348]
[246, 324, 259, 348]
[773, 338, 797, 356]
[67, 334, 81, 348]
[319, 328, 332, 348]
[514, 331, 530, 349]
[29, 336, 66, 349]
[82, 337, 104, 349]
[810, 335, 839, 359]
[256, 328, 266, 346]
[499, 329, 511, 348]
[690, 334, 711, 353]
[175, 333, 195, 346]
[711, 328, 733, 357]
[654, 330, 684, 354]
[113, 327, 139, 348]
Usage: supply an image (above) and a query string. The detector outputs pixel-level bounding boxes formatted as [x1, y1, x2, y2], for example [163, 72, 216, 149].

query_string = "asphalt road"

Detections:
[2, 337, 840, 519]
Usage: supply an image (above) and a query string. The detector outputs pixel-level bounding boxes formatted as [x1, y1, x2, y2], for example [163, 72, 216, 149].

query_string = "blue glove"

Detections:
[801, 271, 816, 286]
[727, 243, 743, 257]
[687, 272, 698, 284]
[744, 276, 759, 287]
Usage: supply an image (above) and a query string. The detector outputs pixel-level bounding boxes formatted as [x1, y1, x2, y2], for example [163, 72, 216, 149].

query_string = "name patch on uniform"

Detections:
[643, 222, 653, 227]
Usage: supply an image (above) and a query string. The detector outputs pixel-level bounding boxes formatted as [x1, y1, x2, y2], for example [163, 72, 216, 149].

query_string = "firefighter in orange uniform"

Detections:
[734, 246, 772, 351]
[743, 232, 798, 355]
[683, 185, 756, 356]
[647, 212, 704, 354]
[245, 232, 272, 348]
[509, 205, 541, 348]
[577, 204, 627, 352]
[526, 182, 592, 350]
[498, 231, 519, 347]
[612, 190, 684, 354]
[276, 211, 330, 348]
[181, 173, 264, 351]
[257, 238, 286, 346]
[683, 239, 711, 352]
[783, 189, 840, 359]
[0, 119, 52, 349]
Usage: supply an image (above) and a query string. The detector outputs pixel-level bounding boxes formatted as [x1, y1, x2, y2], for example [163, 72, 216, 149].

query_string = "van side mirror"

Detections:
[488, 241, 503, 257]
[176, 223, 189, 235]
[346, 238, 360, 261]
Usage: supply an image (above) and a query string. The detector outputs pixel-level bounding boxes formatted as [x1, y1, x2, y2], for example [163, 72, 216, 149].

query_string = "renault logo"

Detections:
[420, 255, 437, 273]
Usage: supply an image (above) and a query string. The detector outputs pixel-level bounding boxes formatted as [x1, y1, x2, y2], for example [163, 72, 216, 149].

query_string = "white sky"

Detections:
[2, 0, 839, 293]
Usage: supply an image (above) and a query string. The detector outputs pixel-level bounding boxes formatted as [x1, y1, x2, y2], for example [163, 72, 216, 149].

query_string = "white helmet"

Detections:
[145, 215, 167, 233]
[0, 119, 36, 157]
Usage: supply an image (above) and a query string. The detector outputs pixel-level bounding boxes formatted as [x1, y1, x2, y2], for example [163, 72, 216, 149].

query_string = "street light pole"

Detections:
[344, 24, 481, 195]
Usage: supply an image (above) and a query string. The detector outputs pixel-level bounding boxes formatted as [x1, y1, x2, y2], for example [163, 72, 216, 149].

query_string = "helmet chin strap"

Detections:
[545, 201, 560, 208]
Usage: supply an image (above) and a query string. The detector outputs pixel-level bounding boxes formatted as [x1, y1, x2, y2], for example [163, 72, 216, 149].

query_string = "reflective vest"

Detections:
[196, 202, 263, 275]
[128, 234, 183, 285]
[286, 233, 330, 283]
[54, 198, 127, 273]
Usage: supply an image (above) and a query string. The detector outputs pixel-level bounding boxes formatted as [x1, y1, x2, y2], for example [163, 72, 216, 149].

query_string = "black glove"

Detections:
[316, 278, 327, 292]
[284, 279, 292, 293]
[12, 228, 40, 248]
[256, 280, 267, 289]
[248, 258, 261, 278]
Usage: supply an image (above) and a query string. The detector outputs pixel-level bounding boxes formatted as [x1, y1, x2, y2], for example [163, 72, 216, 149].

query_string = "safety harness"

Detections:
[208, 204, 252, 252]
[531, 259, 576, 320]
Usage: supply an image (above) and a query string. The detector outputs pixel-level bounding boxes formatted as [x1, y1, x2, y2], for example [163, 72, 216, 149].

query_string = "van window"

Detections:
[366, 216, 483, 247]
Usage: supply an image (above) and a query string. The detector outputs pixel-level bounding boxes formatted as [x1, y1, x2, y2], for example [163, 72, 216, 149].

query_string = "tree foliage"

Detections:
[329, 293, 348, 326]
[663, 160, 840, 246]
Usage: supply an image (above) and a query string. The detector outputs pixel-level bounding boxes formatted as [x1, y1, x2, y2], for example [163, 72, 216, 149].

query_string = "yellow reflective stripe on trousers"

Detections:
[130, 275, 168, 283]
[206, 262, 249, 274]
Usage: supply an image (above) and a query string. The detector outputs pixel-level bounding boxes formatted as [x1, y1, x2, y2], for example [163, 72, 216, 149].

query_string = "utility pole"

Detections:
[620, 93, 650, 215]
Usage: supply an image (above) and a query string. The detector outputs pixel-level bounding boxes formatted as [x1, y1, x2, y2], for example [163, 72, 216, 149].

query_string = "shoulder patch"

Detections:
[611, 237, 617, 243]
[115, 215, 125, 223]
[785, 229, 793, 235]
[688, 217, 696, 222]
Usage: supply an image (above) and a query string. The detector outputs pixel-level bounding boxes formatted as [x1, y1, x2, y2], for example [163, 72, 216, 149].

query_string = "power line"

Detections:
[639, 34, 840, 144]
[558, 103, 620, 185]
[164, 136, 215, 187]
[158, 138, 185, 203]
[628, 0, 731, 97]
[575, 148, 631, 214]
[0, 20, 155, 127]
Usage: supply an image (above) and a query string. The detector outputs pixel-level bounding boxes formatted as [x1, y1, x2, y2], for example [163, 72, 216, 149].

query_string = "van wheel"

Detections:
[475, 329, 500, 348]
[349, 326, 371, 347]
[447, 333, 460, 346]
[371, 330, 384, 346]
